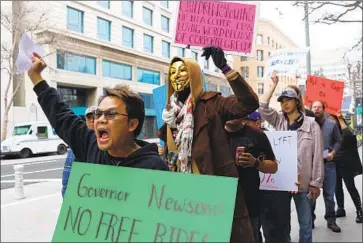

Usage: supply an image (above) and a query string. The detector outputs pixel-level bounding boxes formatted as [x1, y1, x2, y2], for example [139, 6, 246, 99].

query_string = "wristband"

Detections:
[222, 64, 232, 74]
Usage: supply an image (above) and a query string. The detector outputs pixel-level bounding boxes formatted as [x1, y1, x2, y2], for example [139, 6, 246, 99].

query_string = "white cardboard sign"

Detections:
[259, 131, 298, 191]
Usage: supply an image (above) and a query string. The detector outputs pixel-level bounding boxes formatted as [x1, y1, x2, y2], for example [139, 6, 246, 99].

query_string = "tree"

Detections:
[1, 1, 56, 141]
[313, 67, 325, 77]
[293, 1, 363, 56]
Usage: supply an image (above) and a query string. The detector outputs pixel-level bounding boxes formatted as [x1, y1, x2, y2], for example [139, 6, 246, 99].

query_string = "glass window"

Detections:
[97, 17, 111, 41]
[204, 59, 209, 69]
[240, 56, 247, 61]
[97, 1, 110, 9]
[37, 126, 48, 139]
[257, 66, 264, 78]
[258, 83, 264, 95]
[103, 60, 132, 80]
[257, 34, 263, 44]
[137, 68, 160, 85]
[267, 37, 270, 45]
[220, 87, 232, 97]
[57, 50, 96, 75]
[177, 47, 185, 57]
[161, 15, 169, 33]
[58, 86, 87, 107]
[192, 51, 198, 61]
[122, 1, 133, 18]
[139, 93, 154, 109]
[241, 66, 249, 79]
[138, 116, 157, 139]
[160, 1, 169, 8]
[276, 42, 278, 49]
[13, 125, 31, 136]
[143, 7, 153, 26]
[162, 41, 170, 58]
[207, 83, 217, 91]
[268, 52, 271, 57]
[257, 50, 263, 61]
[143, 34, 154, 53]
[67, 7, 83, 33]
[122, 26, 134, 48]
[272, 40, 274, 47]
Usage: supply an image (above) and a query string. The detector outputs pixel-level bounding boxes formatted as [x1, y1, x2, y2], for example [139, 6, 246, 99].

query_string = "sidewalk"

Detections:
[1, 181, 62, 242]
[1, 176, 362, 242]
[1, 154, 67, 166]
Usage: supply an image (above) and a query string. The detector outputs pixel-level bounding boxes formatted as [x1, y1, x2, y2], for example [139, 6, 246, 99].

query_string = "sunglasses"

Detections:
[93, 109, 128, 120]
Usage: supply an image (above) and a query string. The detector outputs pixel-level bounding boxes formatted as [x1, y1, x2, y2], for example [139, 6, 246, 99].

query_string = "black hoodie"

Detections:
[34, 81, 169, 171]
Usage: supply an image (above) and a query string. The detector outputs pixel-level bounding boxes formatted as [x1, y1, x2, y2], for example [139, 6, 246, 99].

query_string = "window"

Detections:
[161, 15, 169, 33]
[37, 126, 48, 139]
[98, 1, 110, 9]
[162, 41, 170, 58]
[204, 59, 209, 69]
[67, 7, 83, 33]
[143, 34, 154, 53]
[257, 34, 263, 44]
[138, 116, 157, 139]
[268, 52, 271, 57]
[122, 1, 133, 18]
[139, 93, 154, 110]
[143, 7, 153, 26]
[258, 83, 264, 95]
[160, 1, 169, 8]
[103, 60, 132, 80]
[192, 51, 198, 61]
[122, 26, 134, 48]
[207, 83, 217, 91]
[241, 66, 249, 79]
[257, 50, 263, 61]
[13, 125, 31, 136]
[57, 50, 96, 74]
[257, 66, 264, 77]
[58, 86, 87, 107]
[276, 42, 278, 49]
[220, 87, 232, 97]
[272, 40, 274, 47]
[267, 37, 270, 45]
[240, 56, 247, 61]
[97, 17, 111, 41]
[177, 47, 185, 57]
[137, 68, 160, 85]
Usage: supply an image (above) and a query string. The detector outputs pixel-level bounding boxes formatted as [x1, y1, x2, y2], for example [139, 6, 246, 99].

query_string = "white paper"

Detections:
[264, 47, 310, 78]
[15, 33, 46, 74]
[323, 149, 329, 159]
[260, 131, 298, 192]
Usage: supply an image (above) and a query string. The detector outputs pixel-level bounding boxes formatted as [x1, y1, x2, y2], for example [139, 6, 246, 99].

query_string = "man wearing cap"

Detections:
[258, 71, 324, 243]
[61, 106, 96, 198]
[225, 111, 278, 243]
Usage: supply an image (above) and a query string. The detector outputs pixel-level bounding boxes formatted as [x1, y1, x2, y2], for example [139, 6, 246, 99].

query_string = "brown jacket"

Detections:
[158, 57, 259, 243]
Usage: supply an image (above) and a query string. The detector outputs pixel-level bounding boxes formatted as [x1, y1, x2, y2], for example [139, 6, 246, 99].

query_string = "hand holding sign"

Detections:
[27, 52, 47, 86]
[201, 46, 227, 70]
[271, 70, 279, 85]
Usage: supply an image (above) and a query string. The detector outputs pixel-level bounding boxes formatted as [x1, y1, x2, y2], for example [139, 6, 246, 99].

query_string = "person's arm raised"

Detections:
[27, 52, 92, 162]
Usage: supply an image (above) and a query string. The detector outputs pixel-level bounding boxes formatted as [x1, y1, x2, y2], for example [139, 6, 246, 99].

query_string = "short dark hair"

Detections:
[98, 85, 145, 137]
[311, 100, 326, 110]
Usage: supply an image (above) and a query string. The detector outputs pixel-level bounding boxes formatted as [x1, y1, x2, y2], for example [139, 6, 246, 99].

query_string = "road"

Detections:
[1, 154, 66, 190]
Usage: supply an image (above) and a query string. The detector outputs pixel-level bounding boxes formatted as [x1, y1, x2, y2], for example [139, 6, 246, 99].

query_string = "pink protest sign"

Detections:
[175, 1, 257, 54]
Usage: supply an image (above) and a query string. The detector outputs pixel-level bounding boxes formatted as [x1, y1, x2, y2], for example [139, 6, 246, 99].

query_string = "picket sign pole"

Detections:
[13, 165, 25, 199]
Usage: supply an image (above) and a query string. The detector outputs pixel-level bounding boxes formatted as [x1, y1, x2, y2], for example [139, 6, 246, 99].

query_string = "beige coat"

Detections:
[259, 102, 324, 191]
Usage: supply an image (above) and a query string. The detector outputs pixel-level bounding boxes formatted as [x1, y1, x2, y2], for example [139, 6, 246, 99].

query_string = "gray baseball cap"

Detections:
[277, 88, 299, 102]
[85, 106, 97, 116]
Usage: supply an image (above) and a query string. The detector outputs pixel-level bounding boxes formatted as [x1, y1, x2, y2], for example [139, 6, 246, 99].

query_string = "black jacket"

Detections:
[335, 128, 362, 177]
[34, 81, 169, 170]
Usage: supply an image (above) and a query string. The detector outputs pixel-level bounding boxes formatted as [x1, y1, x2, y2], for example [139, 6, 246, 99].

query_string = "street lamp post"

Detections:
[304, 1, 312, 75]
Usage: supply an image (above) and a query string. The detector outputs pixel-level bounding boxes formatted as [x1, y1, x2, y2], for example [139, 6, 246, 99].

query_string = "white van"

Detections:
[1, 121, 68, 158]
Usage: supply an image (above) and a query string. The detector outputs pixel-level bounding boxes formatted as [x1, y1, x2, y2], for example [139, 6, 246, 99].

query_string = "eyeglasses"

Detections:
[93, 109, 128, 120]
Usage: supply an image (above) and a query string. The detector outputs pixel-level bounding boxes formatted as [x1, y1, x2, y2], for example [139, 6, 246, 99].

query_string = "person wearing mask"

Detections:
[157, 46, 259, 243]
[225, 111, 278, 243]
[27, 53, 169, 177]
[258, 71, 324, 243]
[310, 100, 342, 232]
[61, 106, 96, 197]
[328, 112, 363, 223]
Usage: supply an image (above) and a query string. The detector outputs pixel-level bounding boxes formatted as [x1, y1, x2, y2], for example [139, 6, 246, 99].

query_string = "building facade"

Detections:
[232, 19, 299, 111]
[1, 1, 233, 141]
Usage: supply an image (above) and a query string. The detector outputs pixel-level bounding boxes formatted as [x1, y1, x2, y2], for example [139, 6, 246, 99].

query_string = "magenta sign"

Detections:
[174, 1, 257, 54]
